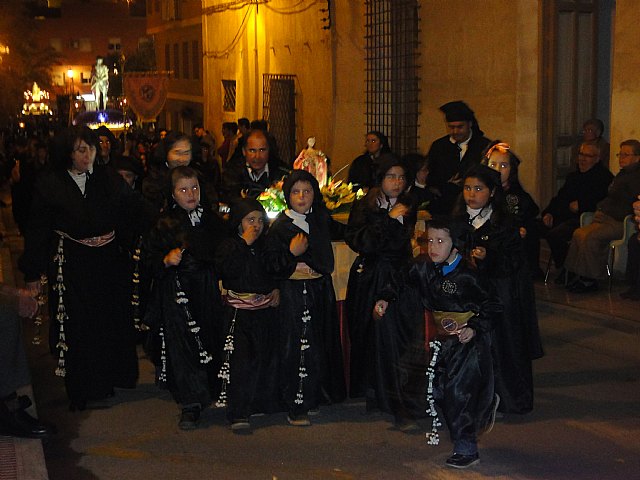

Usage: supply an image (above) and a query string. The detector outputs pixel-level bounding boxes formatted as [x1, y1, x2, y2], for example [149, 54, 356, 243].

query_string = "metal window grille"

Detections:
[182, 42, 189, 80]
[222, 80, 236, 112]
[173, 43, 180, 78]
[365, 0, 420, 156]
[263, 74, 296, 165]
[192, 41, 200, 80]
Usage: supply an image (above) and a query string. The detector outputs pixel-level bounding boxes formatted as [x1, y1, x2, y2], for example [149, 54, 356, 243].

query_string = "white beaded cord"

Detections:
[425, 340, 442, 445]
[294, 282, 310, 405]
[215, 307, 237, 407]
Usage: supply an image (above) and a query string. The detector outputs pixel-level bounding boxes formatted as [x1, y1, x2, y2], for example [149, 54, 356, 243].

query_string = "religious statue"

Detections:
[293, 137, 329, 187]
[91, 56, 109, 110]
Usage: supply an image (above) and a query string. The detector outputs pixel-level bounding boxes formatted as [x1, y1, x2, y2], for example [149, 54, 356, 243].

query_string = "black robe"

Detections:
[215, 235, 281, 419]
[458, 211, 544, 414]
[264, 211, 346, 414]
[502, 183, 541, 274]
[426, 132, 491, 214]
[143, 206, 226, 407]
[344, 193, 417, 399]
[19, 165, 155, 407]
[347, 153, 379, 189]
[409, 258, 500, 446]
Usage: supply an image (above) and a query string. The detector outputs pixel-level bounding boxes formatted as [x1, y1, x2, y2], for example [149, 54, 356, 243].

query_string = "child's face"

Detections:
[289, 180, 314, 214]
[427, 227, 458, 264]
[381, 166, 407, 199]
[487, 151, 511, 186]
[240, 210, 265, 237]
[415, 164, 429, 185]
[463, 176, 493, 210]
[172, 176, 200, 211]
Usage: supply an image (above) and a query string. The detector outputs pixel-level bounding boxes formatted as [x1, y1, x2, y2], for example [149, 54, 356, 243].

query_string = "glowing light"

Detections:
[67, 69, 74, 79]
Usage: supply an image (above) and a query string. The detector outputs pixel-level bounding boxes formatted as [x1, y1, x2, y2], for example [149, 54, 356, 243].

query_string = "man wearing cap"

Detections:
[426, 101, 491, 214]
[95, 125, 118, 167]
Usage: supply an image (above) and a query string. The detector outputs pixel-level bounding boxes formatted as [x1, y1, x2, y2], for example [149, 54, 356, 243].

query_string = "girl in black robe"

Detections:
[347, 131, 392, 189]
[345, 155, 424, 408]
[483, 141, 543, 278]
[215, 198, 281, 431]
[453, 164, 543, 415]
[264, 170, 346, 426]
[143, 166, 226, 429]
[19, 127, 155, 411]
[397, 217, 501, 469]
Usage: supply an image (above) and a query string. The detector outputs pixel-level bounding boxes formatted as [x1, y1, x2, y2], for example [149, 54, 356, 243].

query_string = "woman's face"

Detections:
[463, 176, 493, 210]
[70, 139, 96, 174]
[289, 180, 314, 214]
[426, 227, 457, 264]
[167, 139, 192, 169]
[487, 151, 511, 187]
[381, 166, 407, 199]
[365, 134, 382, 155]
[172, 176, 200, 211]
[240, 210, 265, 237]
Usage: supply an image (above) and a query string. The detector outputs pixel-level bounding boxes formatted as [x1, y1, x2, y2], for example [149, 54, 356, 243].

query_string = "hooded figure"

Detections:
[263, 169, 347, 426]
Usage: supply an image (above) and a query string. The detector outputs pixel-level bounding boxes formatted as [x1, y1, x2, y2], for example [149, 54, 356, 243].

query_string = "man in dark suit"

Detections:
[222, 129, 283, 201]
[426, 101, 491, 214]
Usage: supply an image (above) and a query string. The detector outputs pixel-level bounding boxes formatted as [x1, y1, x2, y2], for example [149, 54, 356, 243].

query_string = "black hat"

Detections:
[111, 155, 144, 177]
[228, 198, 267, 232]
[95, 125, 116, 144]
[439, 101, 475, 122]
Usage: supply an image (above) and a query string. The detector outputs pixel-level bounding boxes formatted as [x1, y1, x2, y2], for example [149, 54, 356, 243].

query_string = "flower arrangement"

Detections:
[256, 181, 287, 218]
[321, 179, 365, 214]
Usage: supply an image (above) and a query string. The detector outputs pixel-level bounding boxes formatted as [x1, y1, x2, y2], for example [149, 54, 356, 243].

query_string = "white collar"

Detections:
[377, 196, 403, 224]
[449, 130, 473, 147]
[466, 204, 492, 229]
[247, 163, 269, 181]
[285, 208, 310, 234]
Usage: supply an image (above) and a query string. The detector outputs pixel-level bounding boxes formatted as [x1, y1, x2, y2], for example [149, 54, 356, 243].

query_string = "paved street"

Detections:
[2, 195, 639, 480]
[18, 294, 638, 480]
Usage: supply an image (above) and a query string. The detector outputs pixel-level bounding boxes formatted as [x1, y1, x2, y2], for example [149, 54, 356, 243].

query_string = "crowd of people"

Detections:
[0, 101, 638, 470]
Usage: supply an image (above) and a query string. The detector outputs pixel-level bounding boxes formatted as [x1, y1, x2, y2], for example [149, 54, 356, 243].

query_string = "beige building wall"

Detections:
[202, 2, 335, 160]
[202, 1, 543, 197]
[419, 0, 542, 198]
[609, 0, 640, 175]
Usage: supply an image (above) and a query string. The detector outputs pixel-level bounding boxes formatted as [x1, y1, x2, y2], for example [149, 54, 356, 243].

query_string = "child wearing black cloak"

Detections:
[264, 170, 346, 426]
[379, 217, 501, 469]
[143, 166, 226, 430]
[215, 198, 281, 431]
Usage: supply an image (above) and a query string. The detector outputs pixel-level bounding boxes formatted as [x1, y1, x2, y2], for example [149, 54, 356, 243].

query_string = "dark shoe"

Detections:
[178, 406, 201, 430]
[287, 412, 311, 426]
[230, 418, 250, 431]
[307, 408, 320, 416]
[0, 406, 55, 439]
[446, 452, 480, 469]
[484, 393, 500, 434]
[568, 279, 598, 294]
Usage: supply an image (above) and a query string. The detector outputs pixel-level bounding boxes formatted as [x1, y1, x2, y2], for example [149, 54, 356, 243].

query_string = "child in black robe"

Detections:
[143, 166, 226, 430]
[453, 164, 543, 415]
[264, 170, 346, 426]
[483, 141, 543, 278]
[215, 198, 281, 431]
[386, 217, 501, 469]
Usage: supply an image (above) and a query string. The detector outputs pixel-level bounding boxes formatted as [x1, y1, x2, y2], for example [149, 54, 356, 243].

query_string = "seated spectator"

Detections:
[347, 131, 392, 189]
[538, 142, 613, 282]
[621, 195, 640, 300]
[580, 118, 610, 170]
[565, 140, 640, 293]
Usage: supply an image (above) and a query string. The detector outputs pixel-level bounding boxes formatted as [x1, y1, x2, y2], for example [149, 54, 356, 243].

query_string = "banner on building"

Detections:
[123, 72, 169, 123]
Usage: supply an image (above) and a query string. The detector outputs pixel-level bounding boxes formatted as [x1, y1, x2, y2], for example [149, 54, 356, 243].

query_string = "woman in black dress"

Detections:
[19, 127, 154, 411]
[347, 131, 391, 189]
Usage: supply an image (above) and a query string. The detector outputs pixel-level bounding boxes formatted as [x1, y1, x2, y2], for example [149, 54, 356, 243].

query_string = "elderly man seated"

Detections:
[539, 142, 613, 282]
[565, 140, 640, 293]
